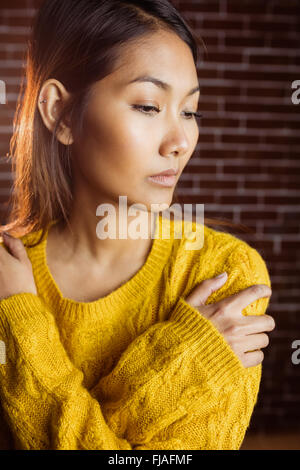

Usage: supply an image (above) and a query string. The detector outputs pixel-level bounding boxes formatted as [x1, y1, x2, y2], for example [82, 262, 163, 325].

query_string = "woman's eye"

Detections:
[183, 111, 203, 120]
[132, 104, 160, 115]
[132, 104, 202, 120]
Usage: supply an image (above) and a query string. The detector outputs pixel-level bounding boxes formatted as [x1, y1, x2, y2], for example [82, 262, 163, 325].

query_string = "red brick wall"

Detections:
[0, 0, 300, 434]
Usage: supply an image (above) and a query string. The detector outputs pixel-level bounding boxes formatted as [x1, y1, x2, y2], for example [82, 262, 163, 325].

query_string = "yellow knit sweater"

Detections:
[0, 213, 271, 450]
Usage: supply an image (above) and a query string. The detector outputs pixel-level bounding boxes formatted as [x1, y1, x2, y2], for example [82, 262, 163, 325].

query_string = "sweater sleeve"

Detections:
[0, 244, 271, 450]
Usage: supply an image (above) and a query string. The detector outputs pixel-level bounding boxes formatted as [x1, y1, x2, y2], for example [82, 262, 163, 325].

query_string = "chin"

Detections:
[124, 190, 174, 213]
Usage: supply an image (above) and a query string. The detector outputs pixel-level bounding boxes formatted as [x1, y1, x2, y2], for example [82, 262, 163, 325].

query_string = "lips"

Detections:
[150, 168, 179, 177]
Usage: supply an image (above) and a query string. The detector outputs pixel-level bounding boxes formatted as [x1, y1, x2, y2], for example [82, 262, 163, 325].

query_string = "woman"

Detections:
[0, 0, 275, 450]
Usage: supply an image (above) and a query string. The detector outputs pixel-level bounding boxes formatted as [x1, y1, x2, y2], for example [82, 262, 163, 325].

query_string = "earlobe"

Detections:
[54, 114, 74, 145]
[56, 126, 74, 146]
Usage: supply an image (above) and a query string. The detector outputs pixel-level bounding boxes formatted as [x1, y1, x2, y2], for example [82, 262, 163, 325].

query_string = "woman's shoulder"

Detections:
[166, 216, 271, 307]
[172, 216, 269, 273]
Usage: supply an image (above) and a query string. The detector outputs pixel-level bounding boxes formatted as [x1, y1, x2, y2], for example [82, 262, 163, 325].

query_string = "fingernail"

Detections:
[215, 272, 227, 279]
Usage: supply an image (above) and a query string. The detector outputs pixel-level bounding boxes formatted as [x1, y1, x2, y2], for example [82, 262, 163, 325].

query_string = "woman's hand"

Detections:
[185, 272, 275, 368]
[0, 232, 37, 300]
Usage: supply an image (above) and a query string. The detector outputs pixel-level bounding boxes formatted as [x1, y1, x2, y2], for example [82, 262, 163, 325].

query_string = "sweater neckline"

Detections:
[31, 213, 174, 319]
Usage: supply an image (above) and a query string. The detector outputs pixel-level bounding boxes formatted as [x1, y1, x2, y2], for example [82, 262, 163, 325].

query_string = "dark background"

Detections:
[0, 0, 300, 449]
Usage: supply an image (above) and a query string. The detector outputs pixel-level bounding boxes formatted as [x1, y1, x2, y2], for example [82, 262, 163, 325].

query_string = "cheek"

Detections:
[74, 110, 152, 185]
[94, 110, 152, 161]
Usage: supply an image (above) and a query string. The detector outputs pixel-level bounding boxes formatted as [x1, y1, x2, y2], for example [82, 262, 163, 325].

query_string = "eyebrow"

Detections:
[126, 75, 200, 97]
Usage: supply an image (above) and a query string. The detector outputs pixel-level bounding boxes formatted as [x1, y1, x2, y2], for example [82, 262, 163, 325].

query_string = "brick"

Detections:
[201, 85, 241, 97]
[224, 69, 299, 82]
[278, 294, 300, 303]
[197, 68, 221, 80]
[249, 20, 294, 32]
[241, 211, 278, 220]
[219, 195, 258, 204]
[199, 149, 241, 159]
[204, 52, 243, 63]
[194, 180, 238, 189]
[249, 54, 299, 66]
[0, 67, 23, 78]
[261, 165, 300, 176]
[225, 103, 300, 115]
[264, 196, 300, 205]
[0, 33, 30, 44]
[4, 16, 33, 28]
[264, 135, 300, 145]
[202, 117, 240, 128]
[223, 165, 262, 175]
[204, 210, 235, 220]
[272, 0, 300, 15]
[189, 165, 217, 174]
[225, 36, 266, 48]
[0, 0, 33, 7]
[0, 193, 11, 203]
[197, 101, 218, 112]
[202, 19, 244, 30]
[243, 181, 284, 190]
[226, 0, 267, 15]
[247, 119, 300, 129]
[281, 241, 300, 252]
[246, 87, 286, 98]
[222, 134, 264, 144]
[178, 1, 219, 13]
[0, 49, 27, 61]
[270, 38, 300, 49]
[243, 151, 298, 160]
[264, 225, 300, 235]
[0, 161, 12, 173]
[196, 132, 215, 143]
[0, 179, 12, 189]
[176, 180, 193, 189]
[176, 194, 214, 205]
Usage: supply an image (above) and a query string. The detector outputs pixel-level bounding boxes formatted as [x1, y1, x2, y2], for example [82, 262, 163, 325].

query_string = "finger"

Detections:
[242, 333, 270, 353]
[0, 241, 12, 261]
[185, 272, 228, 307]
[242, 350, 264, 368]
[217, 284, 272, 314]
[2, 233, 27, 262]
[242, 314, 275, 334]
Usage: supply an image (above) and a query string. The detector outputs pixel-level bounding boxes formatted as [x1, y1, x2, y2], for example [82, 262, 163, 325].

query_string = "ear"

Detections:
[38, 78, 74, 146]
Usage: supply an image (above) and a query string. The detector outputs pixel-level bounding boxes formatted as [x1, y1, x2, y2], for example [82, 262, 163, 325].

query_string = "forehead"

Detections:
[104, 30, 199, 94]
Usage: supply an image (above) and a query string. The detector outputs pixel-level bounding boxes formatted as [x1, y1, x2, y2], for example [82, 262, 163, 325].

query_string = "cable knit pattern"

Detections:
[0, 214, 271, 450]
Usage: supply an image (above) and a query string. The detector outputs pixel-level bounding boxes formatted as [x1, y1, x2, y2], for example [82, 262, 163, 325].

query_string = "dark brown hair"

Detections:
[1, 0, 253, 247]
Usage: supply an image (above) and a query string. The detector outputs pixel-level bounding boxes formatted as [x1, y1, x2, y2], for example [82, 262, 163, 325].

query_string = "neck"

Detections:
[49, 207, 158, 269]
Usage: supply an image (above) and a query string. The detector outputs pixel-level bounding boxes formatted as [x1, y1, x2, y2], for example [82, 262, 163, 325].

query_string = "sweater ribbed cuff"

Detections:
[167, 297, 245, 388]
[0, 293, 49, 335]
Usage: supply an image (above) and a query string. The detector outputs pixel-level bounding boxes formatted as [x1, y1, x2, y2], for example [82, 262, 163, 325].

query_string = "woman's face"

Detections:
[71, 30, 200, 213]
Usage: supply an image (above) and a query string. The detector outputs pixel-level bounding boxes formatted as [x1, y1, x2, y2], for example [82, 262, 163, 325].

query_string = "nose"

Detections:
[159, 124, 189, 158]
